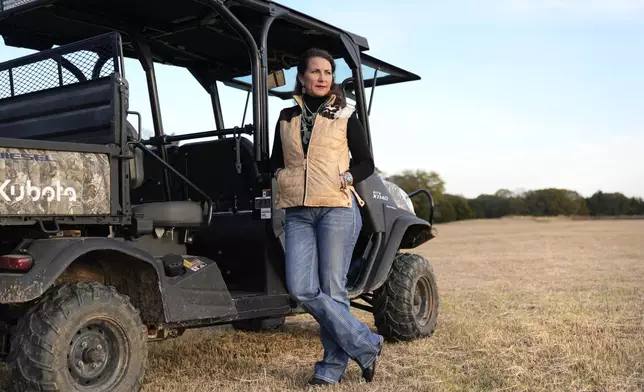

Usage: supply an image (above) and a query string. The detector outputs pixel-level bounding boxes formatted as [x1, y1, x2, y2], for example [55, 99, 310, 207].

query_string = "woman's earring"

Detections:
[302, 86, 306, 94]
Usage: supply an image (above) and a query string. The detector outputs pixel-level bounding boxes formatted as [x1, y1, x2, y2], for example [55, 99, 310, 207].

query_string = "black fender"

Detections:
[365, 212, 435, 292]
[0, 237, 238, 324]
[0, 237, 166, 304]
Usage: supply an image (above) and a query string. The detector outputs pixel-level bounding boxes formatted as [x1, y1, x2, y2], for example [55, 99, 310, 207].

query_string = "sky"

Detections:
[1, 0, 643, 199]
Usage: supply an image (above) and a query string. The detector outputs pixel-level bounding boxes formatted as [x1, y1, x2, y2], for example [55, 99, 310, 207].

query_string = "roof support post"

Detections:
[341, 33, 373, 156]
[210, 81, 226, 137]
[203, 0, 266, 163]
[188, 68, 226, 138]
[132, 37, 172, 201]
[258, 4, 286, 168]
[351, 64, 373, 157]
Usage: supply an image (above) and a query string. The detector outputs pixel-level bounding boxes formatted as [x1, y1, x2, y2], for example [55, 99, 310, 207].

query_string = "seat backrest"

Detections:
[0, 32, 126, 146]
[172, 136, 259, 212]
[129, 144, 181, 205]
[0, 75, 121, 145]
[126, 122, 144, 189]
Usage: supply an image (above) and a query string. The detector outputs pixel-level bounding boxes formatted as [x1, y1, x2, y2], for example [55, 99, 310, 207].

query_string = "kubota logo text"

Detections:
[0, 180, 77, 202]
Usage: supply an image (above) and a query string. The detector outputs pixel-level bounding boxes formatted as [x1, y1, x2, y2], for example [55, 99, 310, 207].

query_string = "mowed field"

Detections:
[2, 218, 643, 391]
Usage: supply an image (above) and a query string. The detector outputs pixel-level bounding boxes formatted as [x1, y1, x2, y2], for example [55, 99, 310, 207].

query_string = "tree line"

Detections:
[383, 169, 644, 224]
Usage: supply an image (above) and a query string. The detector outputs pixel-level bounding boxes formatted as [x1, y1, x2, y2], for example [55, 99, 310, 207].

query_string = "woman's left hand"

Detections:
[339, 172, 353, 189]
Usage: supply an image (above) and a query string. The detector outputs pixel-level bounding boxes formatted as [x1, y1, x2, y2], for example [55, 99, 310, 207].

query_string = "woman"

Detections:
[271, 48, 383, 385]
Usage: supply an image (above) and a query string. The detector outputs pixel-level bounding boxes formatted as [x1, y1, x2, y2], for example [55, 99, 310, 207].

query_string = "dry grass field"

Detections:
[1, 217, 643, 391]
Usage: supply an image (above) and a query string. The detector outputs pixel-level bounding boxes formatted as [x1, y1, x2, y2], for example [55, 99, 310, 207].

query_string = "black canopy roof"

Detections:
[0, 0, 371, 78]
[0, 0, 420, 98]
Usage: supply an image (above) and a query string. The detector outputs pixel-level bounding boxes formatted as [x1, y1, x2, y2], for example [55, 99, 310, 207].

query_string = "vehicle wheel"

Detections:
[373, 253, 439, 342]
[8, 281, 148, 392]
[232, 316, 286, 332]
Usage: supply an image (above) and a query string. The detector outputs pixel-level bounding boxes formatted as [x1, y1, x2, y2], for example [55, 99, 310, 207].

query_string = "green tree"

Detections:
[381, 168, 641, 223]
[586, 191, 641, 216]
[564, 190, 590, 215]
[468, 194, 510, 218]
[442, 194, 474, 222]
[523, 188, 577, 216]
[494, 189, 529, 215]
[495, 189, 514, 199]
[629, 197, 644, 215]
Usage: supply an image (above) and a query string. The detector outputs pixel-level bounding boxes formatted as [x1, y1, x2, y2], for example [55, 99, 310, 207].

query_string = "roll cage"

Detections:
[0, 0, 420, 200]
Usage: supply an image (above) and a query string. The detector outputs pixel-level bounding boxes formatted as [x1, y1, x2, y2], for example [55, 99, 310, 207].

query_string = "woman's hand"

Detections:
[339, 171, 353, 189]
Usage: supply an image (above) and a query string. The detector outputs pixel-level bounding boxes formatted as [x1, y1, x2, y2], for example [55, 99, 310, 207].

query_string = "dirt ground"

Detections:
[1, 217, 643, 391]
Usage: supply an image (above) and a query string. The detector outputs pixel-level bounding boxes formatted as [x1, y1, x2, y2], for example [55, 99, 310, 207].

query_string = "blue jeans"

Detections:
[284, 196, 383, 383]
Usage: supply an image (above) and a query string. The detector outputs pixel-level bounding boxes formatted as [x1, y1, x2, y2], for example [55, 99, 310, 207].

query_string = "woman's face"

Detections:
[299, 56, 333, 97]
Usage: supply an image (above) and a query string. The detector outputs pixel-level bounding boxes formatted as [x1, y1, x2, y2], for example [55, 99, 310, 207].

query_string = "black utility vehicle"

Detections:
[0, 0, 439, 390]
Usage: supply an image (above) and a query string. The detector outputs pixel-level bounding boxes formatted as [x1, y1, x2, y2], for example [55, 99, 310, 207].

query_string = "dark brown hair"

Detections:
[293, 47, 345, 107]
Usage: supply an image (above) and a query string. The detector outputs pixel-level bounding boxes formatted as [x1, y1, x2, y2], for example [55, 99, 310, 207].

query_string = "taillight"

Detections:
[0, 254, 33, 271]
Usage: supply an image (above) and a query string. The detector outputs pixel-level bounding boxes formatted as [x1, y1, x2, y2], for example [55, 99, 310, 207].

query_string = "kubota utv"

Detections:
[0, 0, 438, 390]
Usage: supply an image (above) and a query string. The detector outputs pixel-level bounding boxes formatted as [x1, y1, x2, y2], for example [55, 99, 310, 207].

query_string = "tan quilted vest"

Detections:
[276, 94, 365, 209]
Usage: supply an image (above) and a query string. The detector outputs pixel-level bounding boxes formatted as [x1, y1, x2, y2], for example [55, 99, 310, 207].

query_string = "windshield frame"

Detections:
[223, 52, 420, 101]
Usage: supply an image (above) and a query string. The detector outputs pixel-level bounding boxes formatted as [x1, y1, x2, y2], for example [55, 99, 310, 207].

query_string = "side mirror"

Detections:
[267, 70, 286, 89]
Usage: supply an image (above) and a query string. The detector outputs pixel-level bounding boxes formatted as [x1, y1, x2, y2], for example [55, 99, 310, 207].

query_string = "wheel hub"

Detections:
[413, 276, 433, 326]
[84, 346, 107, 363]
[67, 322, 124, 387]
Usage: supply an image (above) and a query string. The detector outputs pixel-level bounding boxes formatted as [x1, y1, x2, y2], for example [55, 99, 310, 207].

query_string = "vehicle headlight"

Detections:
[383, 180, 415, 214]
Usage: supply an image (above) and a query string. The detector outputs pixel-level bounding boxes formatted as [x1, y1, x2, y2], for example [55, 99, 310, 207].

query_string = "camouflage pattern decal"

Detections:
[0, 148, 111, 216]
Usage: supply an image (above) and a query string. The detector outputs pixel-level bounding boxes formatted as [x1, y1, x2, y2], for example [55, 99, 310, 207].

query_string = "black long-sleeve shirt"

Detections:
[270, 95, 375, 185]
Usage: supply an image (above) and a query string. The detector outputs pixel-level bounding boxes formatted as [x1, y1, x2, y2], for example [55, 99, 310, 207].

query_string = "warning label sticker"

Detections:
[183, 258, 206, 272]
